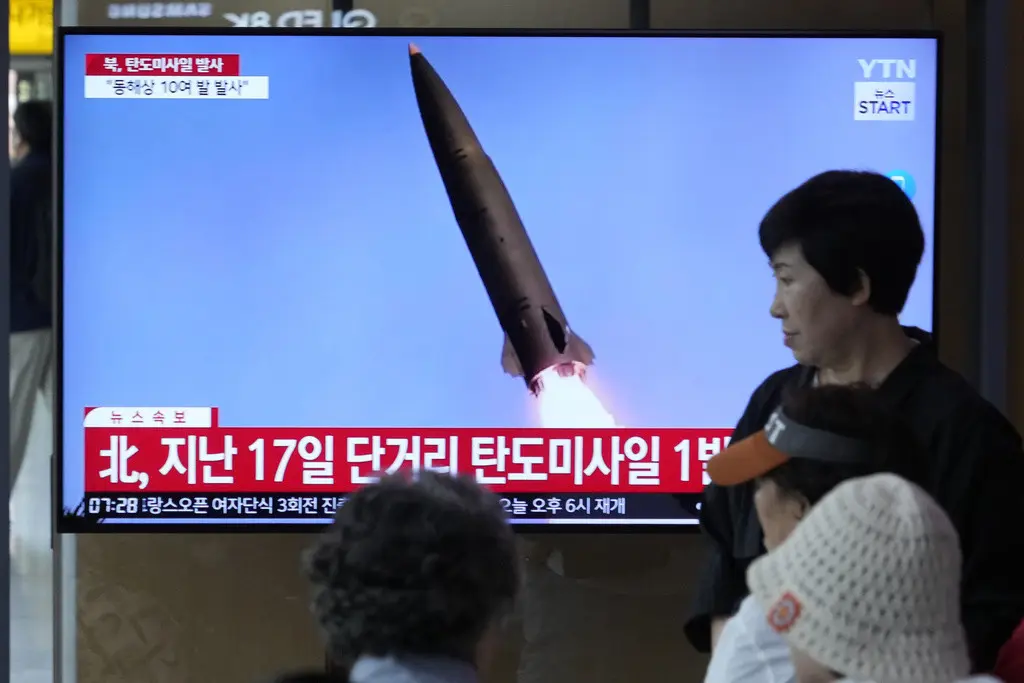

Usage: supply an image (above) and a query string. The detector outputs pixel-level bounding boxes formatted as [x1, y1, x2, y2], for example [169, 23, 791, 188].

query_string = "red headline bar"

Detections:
[84, 427, 733, 495]
[85, 53, 241, 77]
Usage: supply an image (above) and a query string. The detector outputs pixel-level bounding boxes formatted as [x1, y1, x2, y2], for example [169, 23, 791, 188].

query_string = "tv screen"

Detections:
[57, 29, 939, 531]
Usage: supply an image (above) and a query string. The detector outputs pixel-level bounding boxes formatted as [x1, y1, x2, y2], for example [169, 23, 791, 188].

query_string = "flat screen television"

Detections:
[56, 28, 939, 532]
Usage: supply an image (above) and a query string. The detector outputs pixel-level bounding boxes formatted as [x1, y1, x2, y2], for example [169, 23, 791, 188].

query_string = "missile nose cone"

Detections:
[409, 44, 483, 181]
[408, 43, 421, 56]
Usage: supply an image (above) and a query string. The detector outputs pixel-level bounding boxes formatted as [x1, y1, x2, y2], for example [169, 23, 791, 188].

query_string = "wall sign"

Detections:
[11, 0, 54, 55]
[78, 0, 630, 28]
[77, 0, 376, 27]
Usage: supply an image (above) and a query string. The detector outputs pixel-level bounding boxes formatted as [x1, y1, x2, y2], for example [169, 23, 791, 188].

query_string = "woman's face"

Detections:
[754, 479, 807, 551]
[475, 617, 506, 670]
[790, 647, 839, 683]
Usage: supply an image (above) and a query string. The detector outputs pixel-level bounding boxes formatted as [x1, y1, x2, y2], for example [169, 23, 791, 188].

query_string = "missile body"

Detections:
[409, 45, 594, 394]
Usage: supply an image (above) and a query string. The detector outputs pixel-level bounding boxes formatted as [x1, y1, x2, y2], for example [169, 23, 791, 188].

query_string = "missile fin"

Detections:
[568, 334, 595, 366]
[501, 334, 524, 377]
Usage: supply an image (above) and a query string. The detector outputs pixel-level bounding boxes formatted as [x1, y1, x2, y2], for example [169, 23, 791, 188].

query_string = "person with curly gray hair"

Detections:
[303, 472, 519, 683]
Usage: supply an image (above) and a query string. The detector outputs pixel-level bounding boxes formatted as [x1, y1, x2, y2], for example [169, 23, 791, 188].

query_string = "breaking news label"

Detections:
[76, 407, 731, 522]
[83, 53, 269, 99]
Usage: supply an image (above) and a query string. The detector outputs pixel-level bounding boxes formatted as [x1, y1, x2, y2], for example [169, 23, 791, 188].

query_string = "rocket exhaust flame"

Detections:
[534, 365, 618, 429]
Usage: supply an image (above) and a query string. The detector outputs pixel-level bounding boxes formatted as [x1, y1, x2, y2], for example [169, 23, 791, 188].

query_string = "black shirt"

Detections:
[684, 330, 1024, 672]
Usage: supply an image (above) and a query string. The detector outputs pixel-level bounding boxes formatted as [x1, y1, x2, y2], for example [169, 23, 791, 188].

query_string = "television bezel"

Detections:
[54, 27, 944, 534]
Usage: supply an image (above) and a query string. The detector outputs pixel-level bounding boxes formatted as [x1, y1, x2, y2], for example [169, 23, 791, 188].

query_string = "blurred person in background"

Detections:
[301, 472, 519, 683]
[10, 99, 53, 492]
[702, 384, 927, 683]
[685, 170, 1024, 672]
[746, 473, 998, 683]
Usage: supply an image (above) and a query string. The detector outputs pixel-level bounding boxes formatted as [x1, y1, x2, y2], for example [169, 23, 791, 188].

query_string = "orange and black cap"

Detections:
[706, 408, 877, 486]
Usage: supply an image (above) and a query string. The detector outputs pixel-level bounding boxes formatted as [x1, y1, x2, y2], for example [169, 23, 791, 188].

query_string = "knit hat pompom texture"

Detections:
[747, 473, 970, 683]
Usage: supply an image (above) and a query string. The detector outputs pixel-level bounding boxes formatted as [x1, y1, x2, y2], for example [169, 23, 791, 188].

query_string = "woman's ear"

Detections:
[851, 268, 872, 307]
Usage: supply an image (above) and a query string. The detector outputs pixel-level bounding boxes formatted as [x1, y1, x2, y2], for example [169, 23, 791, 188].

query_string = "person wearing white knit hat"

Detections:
[702, 384, 929, 683]
[747, 472, 995, 683]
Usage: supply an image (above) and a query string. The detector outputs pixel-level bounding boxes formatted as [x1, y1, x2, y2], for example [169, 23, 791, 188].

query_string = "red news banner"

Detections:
[84, 53, 241, 76]
[83, 407, 731, 495]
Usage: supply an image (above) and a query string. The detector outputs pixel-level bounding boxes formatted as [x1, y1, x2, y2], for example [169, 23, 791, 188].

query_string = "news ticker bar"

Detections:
[79, 492, 701, 523]
[84, 427, 733, 494]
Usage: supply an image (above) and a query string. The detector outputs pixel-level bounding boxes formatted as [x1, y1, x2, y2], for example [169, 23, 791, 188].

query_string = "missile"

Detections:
[409, 43, 595, 395]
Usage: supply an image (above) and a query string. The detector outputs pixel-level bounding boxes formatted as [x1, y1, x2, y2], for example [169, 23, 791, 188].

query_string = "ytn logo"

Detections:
[858, 59, 917, 80]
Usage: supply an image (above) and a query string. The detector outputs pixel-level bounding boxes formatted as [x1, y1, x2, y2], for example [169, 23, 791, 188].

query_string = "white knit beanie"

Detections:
[746, 473, 970, 683]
